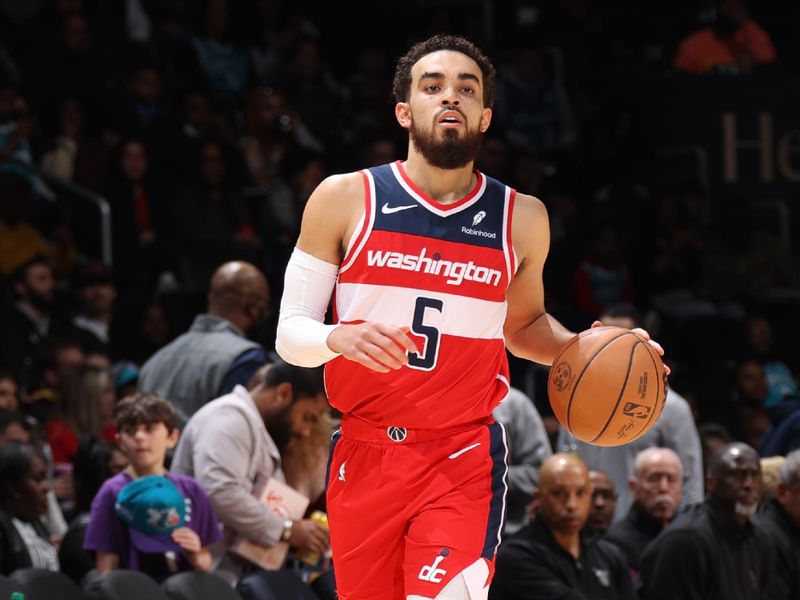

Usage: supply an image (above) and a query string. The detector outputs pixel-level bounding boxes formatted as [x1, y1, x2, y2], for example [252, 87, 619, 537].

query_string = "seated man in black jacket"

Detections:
[754, 448, 800, 600]
[490, 453, 635, 600]
[640, 442, 776, 600]
[606, 447, 683, 584]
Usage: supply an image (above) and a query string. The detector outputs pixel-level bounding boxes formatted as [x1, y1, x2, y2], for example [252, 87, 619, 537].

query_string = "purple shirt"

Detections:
[84, 472, 222, 582]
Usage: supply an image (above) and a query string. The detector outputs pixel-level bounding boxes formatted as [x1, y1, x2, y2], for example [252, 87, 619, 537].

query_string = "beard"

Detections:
[26, 287, 54, 312]
[409, 114, 484, 170]
[266, 403, 293, 452]
[734, 501, 759, 519]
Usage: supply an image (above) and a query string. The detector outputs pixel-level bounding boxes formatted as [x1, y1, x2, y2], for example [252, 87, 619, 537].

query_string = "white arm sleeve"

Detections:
[275, 247, 342, 367]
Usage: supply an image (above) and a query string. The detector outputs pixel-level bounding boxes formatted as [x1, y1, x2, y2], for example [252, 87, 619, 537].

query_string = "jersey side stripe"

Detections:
[340, 170, 376, 274]
[336, 282, 507, 339]
[502, 187, 518, 281]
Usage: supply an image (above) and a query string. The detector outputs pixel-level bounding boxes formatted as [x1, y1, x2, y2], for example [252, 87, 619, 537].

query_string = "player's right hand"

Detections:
[326, 322, 417, 373]
[288, 519, 330, 554]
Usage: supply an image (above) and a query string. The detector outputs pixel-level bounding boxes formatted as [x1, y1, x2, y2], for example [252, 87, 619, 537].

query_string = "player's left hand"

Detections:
[590, 321, 671, 375]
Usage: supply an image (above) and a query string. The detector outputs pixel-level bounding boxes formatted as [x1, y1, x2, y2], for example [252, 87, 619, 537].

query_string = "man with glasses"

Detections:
[139, 261, 271, 423]
[606, 448, 683, 586]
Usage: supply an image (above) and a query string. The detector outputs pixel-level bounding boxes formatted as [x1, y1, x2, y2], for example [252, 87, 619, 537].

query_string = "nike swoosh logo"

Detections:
[448, 442, 481, 460]
[381, 202, 417, 214]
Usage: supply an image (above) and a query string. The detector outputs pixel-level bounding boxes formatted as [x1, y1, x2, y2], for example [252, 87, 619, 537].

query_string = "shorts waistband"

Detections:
[339, 415, 492, 445]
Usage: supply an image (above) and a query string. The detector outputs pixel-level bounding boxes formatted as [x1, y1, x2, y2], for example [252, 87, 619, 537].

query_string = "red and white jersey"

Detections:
[325, 161, 518, 429]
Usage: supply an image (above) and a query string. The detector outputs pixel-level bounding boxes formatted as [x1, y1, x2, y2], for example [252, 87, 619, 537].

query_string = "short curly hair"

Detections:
[392, 34, 496, 108]
[114, 392, 178, 433]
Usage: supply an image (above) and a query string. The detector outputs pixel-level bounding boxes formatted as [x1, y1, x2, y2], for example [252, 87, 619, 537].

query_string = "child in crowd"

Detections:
[84, 393, 221, 582]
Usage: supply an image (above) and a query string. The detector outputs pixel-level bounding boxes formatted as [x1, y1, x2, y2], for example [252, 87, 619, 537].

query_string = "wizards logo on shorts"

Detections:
[387, 427, 408, 442]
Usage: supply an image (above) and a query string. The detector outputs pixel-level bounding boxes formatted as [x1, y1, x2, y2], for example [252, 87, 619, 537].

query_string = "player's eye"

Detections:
[425, 85, 440, 93]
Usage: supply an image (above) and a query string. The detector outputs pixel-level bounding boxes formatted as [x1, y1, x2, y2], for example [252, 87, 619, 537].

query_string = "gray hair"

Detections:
[778, 449, 800, 488]
[633, 447, 683, 479]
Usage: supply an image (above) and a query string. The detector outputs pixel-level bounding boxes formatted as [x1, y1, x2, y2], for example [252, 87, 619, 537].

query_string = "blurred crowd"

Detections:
[0, 0, 799, 598]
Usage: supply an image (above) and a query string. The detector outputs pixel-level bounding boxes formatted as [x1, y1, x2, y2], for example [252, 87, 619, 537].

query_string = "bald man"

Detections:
[490, 454, 635, 600]
[138, 261, 272, 422]
[640, 443, 777, 600]
[606, 448, 682, 583]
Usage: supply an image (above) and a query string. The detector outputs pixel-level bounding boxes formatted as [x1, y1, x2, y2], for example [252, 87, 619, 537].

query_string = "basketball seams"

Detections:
[589, 340, 640, 443]
[564, 330, 632, 433]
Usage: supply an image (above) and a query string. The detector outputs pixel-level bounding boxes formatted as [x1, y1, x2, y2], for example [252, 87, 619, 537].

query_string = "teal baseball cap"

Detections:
[115, 475, 188, 553]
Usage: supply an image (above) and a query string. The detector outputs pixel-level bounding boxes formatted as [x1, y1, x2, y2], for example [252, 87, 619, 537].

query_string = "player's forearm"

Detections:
[275, 247, 341, 367]
[505, 313, 576, 366]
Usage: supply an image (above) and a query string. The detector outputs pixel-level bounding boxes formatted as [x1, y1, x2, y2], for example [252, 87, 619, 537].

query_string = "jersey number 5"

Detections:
[408, 297, 443, 371]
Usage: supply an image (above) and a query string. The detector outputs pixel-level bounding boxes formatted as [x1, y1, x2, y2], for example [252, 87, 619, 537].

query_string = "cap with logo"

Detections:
[115, 475, 190, 553]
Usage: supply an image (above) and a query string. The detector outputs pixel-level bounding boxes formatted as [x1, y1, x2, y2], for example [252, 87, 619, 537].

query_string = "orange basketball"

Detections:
[548, 326, 668, 447]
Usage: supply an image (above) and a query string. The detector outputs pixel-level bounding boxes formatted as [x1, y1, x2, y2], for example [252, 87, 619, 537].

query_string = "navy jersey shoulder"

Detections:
[366, 163, 510, 250]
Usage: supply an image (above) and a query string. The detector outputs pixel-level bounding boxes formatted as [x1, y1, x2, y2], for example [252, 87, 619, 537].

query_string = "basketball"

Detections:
[548, 326, 668, 447]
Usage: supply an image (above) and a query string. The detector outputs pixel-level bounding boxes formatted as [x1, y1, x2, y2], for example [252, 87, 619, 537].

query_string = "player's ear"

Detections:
[395, 102, 412, 129]
[479, 107, 492, 133]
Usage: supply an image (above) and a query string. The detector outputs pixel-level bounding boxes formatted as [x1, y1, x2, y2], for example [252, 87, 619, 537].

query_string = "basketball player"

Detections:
[275, 35, 664, 600]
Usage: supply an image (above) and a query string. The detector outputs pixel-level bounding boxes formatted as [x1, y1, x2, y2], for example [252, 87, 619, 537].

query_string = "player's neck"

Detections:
[402, 154, 476, 205]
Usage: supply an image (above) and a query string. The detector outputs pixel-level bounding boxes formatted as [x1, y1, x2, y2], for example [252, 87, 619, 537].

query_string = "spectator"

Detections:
[0, 370, 20, 411]
[102, 138, 173, 290]
[559, 303, 704, 520]
[172, 139, 261, 292]
[138, 260, 271, 423]
[19, 335, 84, 426]
[588, 469, 617, 535]
[570, 226, 635, 318]
[492, 386, 552, 535]
[490, 453, 635, 600]
[40, 96, 85, 181]
[0, 443, 58, 574]
[759, 405, 800, 458]
[674, 0, 777, 74]
[239, 87, 323, 190]
[71, 261, 117, 348]
[59, 436, 128, 584]
[0, 257, 76, 394]
[0, 409, 30, 445]
[282, 36, 348, 148]
[111, 361, 139, 401]
[114, 64, 172, 148]
[698, 422, 734, 479]
[170, 359, 330, 585]
[753, 449, 800, 600]
[165, 89, 235, 180]
[493, 44, 576, 155]
[84, 393, 222, 582]
[760, 455, 785, 502]
[190, 0, 250, 96]
[640, 443, 775, 600]
[0, 171, 53, 277]
[113, 301, 171, 366]
[46, 364, 116, 465]
[606, 448, 683, 583]
[722, 359, 772, 449]
[742, 314, 798, 409]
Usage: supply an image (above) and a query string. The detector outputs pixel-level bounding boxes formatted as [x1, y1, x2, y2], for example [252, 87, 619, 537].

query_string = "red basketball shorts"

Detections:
[325, 416, 508, 600]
